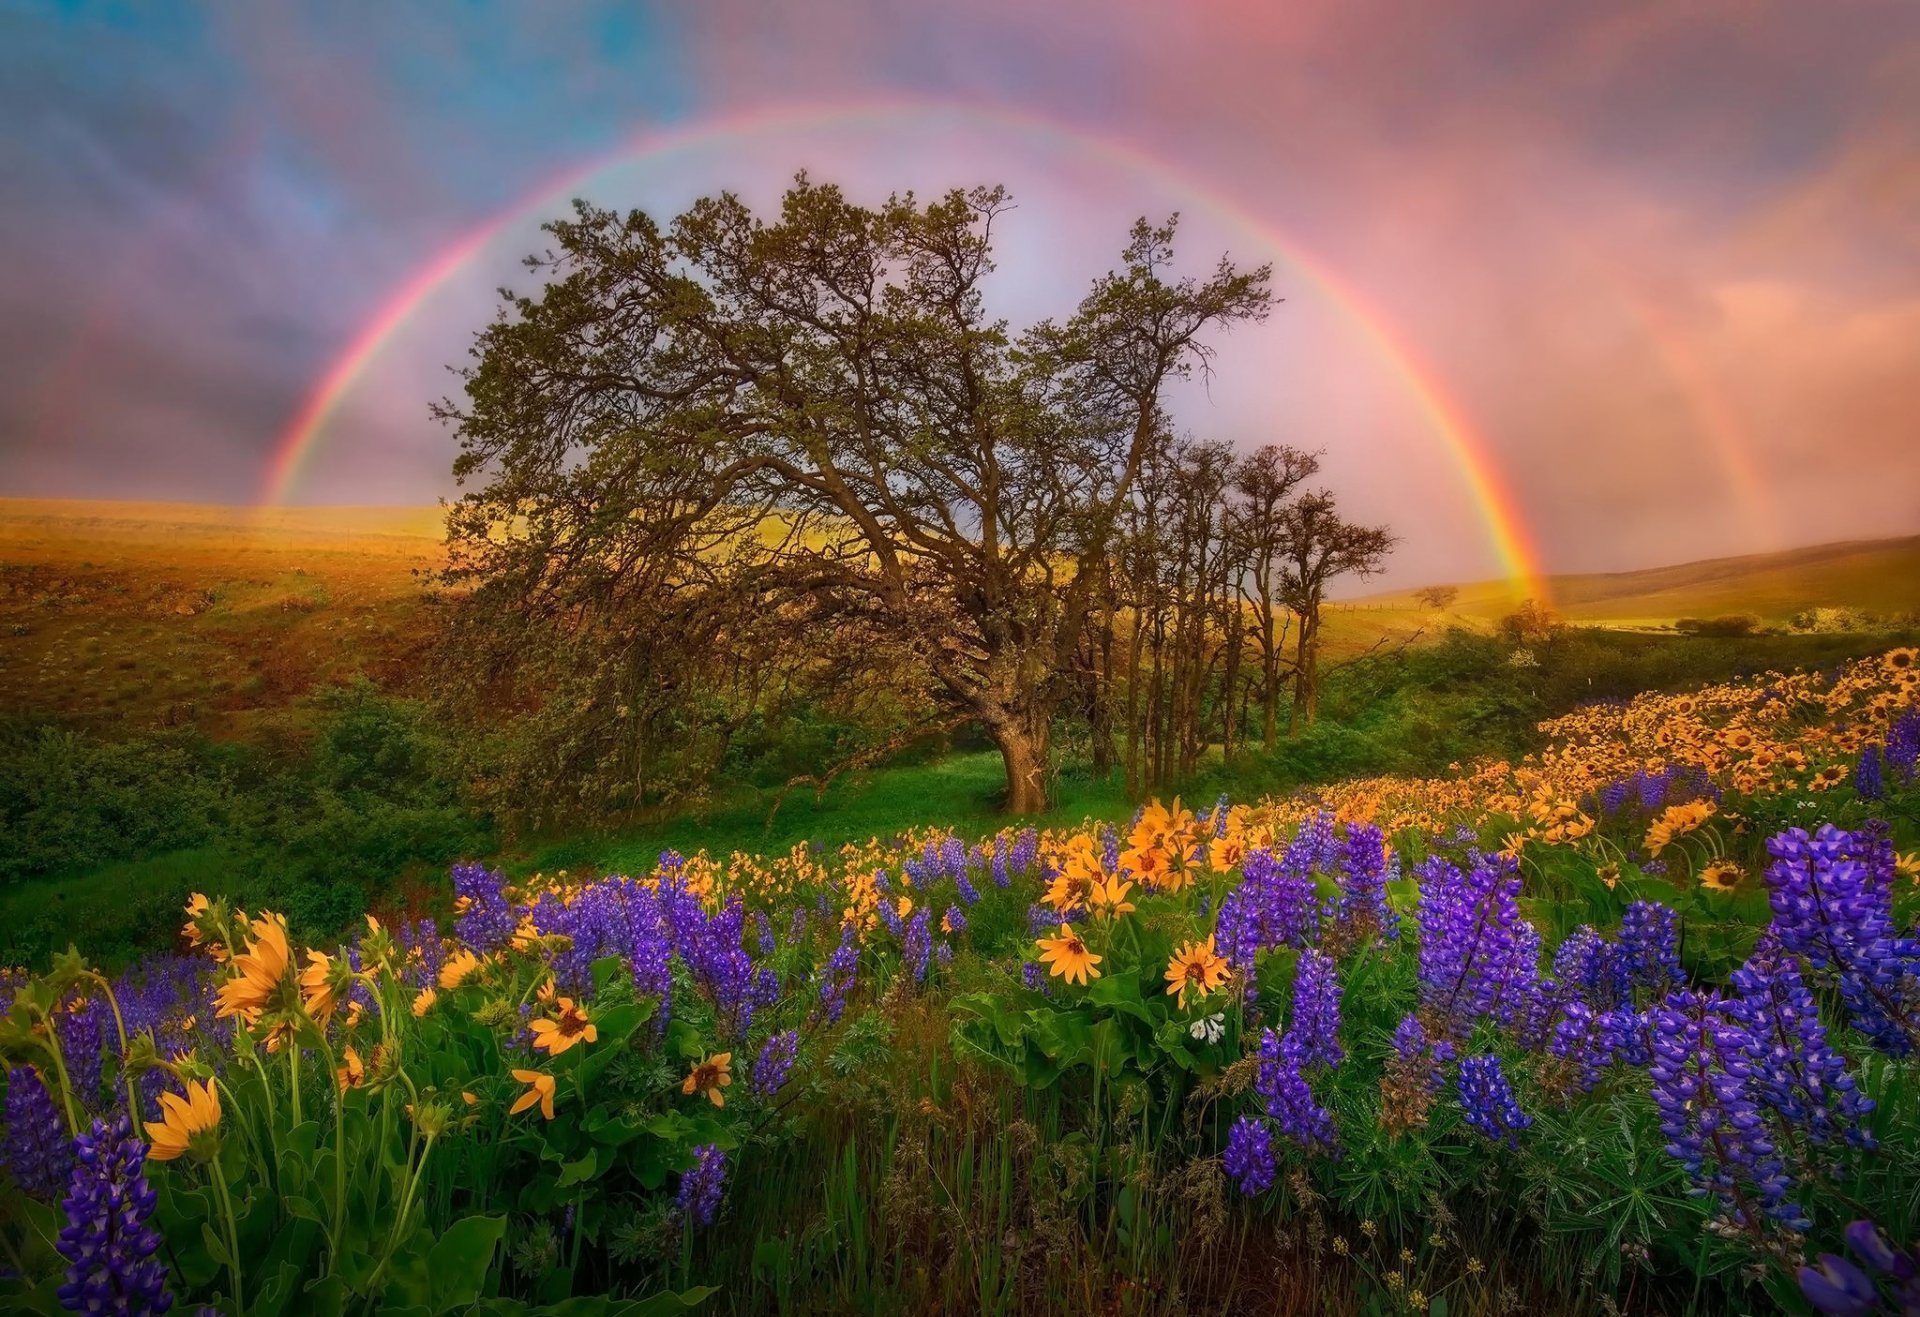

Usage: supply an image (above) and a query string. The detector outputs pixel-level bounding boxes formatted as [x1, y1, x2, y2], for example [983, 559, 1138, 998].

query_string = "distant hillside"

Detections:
[1358, 534, 1920, 627]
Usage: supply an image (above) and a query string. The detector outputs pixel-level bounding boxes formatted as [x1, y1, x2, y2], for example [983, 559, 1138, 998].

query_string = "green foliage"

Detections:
[0, 722, 232, 882]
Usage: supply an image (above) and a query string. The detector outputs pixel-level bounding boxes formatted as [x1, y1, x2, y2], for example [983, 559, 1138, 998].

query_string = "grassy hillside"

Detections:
[1360, 533, 1920, 626]
[0, 499, 1435, 742]
[0, 500, 445, 740]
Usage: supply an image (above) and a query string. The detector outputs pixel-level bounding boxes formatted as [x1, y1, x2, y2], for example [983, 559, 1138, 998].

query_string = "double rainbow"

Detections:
[262, 101, 1549, 601]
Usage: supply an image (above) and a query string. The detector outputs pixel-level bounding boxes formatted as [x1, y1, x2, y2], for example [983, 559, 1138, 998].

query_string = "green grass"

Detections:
[516, 749, 1134, 878]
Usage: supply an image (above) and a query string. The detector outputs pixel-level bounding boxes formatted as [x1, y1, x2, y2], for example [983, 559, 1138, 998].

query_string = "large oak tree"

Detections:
[437, 177, 1270, 813]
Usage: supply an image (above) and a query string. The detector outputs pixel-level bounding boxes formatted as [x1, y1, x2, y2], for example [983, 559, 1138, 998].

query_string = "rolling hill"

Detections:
[1355, 534, 1920, 627]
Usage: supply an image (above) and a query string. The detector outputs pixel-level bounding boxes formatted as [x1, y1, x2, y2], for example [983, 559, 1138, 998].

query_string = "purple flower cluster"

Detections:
[1331, 822, 1399, 945]
[902, 910, 932, 983]
[1457, 1054, 1531, 1148]
[1854, 746, 1886, 801]
[1223, 1115, 1276, 1196]
[58, 999, 107, 1118]
[5, 1065, 72, 1200]
[1587, 763, 1720, 822]
[451, 863, 518, 954]
[1254, 1028, 1338, 1155]
[1765, 825, 1919, 1056]
[1214, 845, 1319, 1001]
[1618, 901, 1685, 994]
[675, 1144, 728, 1229]
[1884, 706, 1920, 783]
[1727, 938, 1875, 1148]
[57, 1116, 173, 1315]
[1648, 991, 1809, 1234]
[1286, 950, 1343, 1070]
[751, 1029, 799, 1100]
[816, 926, 860, 1023]
[1546, 1001, 1617, 1094]
[1415, 850, 1539, 1033]
[1801, 1219, 1920, 1316]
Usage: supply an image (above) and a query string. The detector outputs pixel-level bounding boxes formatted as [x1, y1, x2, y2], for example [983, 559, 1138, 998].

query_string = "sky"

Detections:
[1, 0, 1916, 591]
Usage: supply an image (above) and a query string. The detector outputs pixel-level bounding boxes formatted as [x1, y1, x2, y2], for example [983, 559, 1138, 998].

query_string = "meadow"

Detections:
[5, 505, 1920, 1314]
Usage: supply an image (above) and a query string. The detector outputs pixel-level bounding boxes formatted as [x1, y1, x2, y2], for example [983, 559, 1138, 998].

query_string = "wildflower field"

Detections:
[5, 646, 1920, 1316]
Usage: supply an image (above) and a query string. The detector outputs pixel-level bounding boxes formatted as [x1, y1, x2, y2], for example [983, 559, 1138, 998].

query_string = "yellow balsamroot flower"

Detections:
[337, 1045, 366, 1092]
[144, 1079, 221, 1162]
[1087, 875, 1136, 922]
[1700, 861, 1742, 894]
[1208, 834, 1246, 873]
[1896, 852, 1919, 884]
[1645, 802, 1713, 857]
[213, 912, 291, 1023]
[510, 1069, 556, 1120]
[683, 1053, 734, 1107]
[1036, 924, 1102, 986]
[1042, 869, 1093, 914]
[530, 998, 597, 1056]
[411, 987, 437, 1018]
[300, 949, 347, 1027]
[439, 948, 481, 990]
[1164, 936, 1230, 1009]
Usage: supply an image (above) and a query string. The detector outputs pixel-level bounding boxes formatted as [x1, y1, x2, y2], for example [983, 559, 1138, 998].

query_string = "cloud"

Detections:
[2, 0, 1915, 586]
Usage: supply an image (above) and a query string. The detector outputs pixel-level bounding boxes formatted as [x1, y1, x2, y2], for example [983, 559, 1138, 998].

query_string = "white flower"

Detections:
[1189, 1012, 1227, 1045]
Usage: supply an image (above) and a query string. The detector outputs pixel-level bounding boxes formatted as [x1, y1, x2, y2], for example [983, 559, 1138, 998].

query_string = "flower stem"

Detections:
[211, 1162, 248, 1317]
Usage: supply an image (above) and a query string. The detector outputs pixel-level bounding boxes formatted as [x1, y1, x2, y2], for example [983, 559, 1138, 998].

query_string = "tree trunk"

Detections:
[990, 718, 1051, 814]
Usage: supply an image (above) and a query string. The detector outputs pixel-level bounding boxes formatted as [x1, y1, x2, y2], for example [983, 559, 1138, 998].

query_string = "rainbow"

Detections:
[263, 101, 1550, 601]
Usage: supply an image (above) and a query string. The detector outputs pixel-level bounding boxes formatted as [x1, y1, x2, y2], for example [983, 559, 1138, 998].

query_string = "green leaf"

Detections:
[426, 1214, 508, 1313]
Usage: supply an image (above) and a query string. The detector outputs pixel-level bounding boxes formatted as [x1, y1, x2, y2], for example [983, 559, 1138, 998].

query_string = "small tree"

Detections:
[1414, 584, 1460, 612]
[436, 178, 1271, 814]
[1280, 492, 1396, 730]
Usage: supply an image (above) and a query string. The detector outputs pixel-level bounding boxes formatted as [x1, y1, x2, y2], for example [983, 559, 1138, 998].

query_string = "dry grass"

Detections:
[0, 498, 1432, 742]
[1353, 533, 1920, 628]
[0, 499, 446, 740]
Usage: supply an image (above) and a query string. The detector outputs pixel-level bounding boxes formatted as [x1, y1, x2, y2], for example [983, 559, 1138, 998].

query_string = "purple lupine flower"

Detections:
[1885, 706, 1920, 783]
[940, 837, 968, 881]
[1022, 961, 1051, 994]
[955, 870, 980, 906]
[1765, 824, 1919, 1056]
[1855, 745, 1886, 801]
[1546, 1001, 1615, 1094]
[751, 1030, 799, 1100]
[1333, 823, 1399, 945]
[1552, 926, 1631, 1011]
[1727, 937, 1875, 1148]
[1215, 845, 1319, 1002]
[57, 1000, 106, 1119]
[1458, 1055, 1531, 1148]
[451, 863, 517, 954]
[903, 910, 933, 983]
[1009, 829, 1038, 878]
[1223, 1115, 1275, 1195]
[1286, 950, 1343, 1070]
[5, 1066, 72, 1200]
[675, 1144, 728, 1229]
[1100, 826, 1120, 875]
[1027, 904, 1068, 937]
[753, 911, 776, 956]
[817, 926, 860, 1024]
[1800, 1219, 1920, 1316]
[56, 1116, 173, 1315]
[1648, 991, 1809, 1233]
[942, 905, 968, 935]
[1619, 902, 1685, 994]
[990, 836, 1012, 889]
[1255, 1029, 1338, 1155]
[1416, 850, 1539, 1033]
